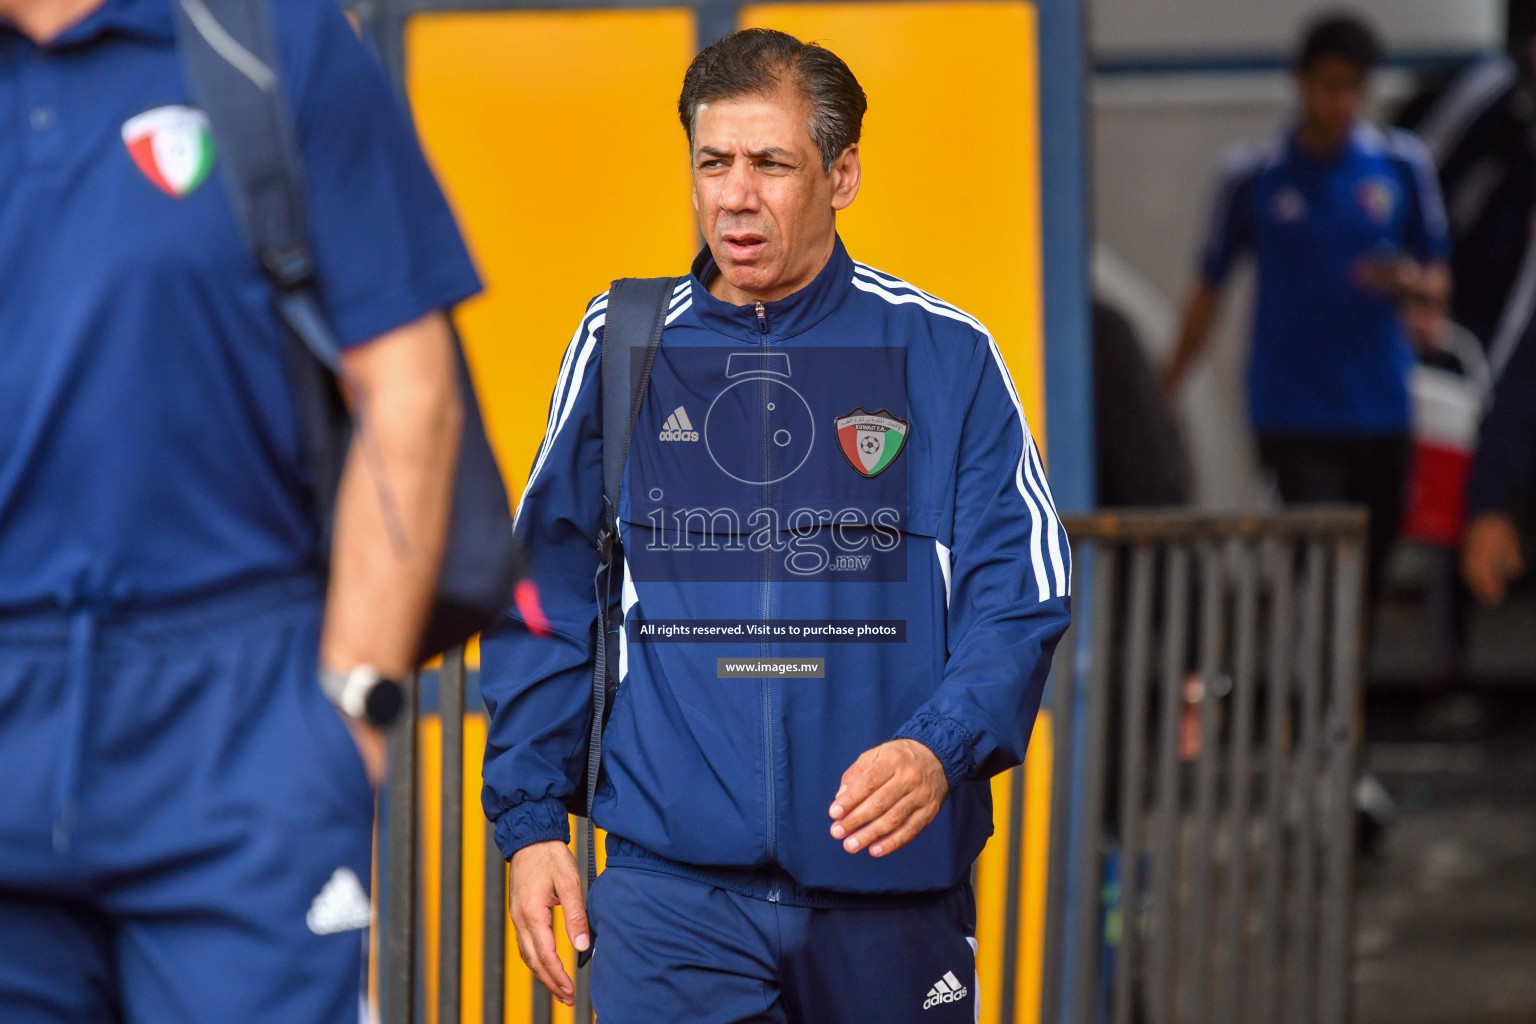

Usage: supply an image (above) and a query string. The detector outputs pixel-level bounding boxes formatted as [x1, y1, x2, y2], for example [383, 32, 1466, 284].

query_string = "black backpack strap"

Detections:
[172, 0, 356, 504]
[172, 0, 338, 370]
[173, 0, 521, 660]
[578, 275, 677, 966]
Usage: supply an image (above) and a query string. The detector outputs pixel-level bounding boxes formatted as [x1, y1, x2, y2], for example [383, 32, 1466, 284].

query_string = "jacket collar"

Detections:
[688, 235, 855, 343]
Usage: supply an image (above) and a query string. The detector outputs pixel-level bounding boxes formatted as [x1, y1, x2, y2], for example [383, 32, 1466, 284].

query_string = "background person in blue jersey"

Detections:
[0, 0, 479, 1019]
[1163, 12, 1451, 603]
[480, 28, 1071, 1024]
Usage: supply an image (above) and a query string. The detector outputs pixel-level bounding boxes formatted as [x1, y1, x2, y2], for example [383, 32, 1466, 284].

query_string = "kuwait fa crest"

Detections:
[834, 407, 910, 478]
[121, 106, 216, 199]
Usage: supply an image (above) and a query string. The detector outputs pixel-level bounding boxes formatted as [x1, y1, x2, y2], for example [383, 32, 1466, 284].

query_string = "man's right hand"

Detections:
[509, 839, 589, 1006]
[1464, 512, 1525, 606]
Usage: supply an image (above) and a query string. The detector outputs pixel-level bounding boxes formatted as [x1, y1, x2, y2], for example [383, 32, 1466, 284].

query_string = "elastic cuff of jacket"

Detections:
[492, 798, 571, 861]
[893, 715, 976, 788]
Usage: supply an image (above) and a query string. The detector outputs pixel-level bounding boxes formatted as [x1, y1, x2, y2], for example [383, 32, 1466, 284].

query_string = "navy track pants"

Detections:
[589, 861, 979, 1024]
[0, 576, 374, 1023]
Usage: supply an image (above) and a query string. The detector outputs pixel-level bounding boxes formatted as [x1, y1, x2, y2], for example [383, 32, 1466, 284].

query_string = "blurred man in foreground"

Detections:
[1463, 313, 1536, 605]
[0, 0, 478, 1018]
[1400, 34, 1536, 611]
[480, 28, 1071, 1023]
[1164, 13, 1450, 602]
[1397, 32, 1536, 367]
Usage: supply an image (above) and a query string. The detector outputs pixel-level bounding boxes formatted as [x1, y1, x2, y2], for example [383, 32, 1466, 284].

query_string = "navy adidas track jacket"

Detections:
[480, 238, 1072, 896]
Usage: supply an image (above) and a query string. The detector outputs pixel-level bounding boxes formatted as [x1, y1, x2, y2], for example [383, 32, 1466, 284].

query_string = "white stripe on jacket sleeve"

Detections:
[515, 302, 605, 529]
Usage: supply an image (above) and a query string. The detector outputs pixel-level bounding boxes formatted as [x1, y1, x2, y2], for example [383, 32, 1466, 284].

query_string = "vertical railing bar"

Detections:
[1288, 542, 1328, 1024]
[1110, 545, 1157, 1024]
[1148, 544, 1191, 1024]
[999, 766, 1027, 1023]
[1040, 543, 1083, 1024]
[1254, 538, 1294, 1024]
[533, 978, 553, 1024]
[1215, 540, 1261, 1023]
[384, 671, 419, 1024]
[1183, 542, 1227, 1024]
[438, 651, 465, 1024]
[573, 825, 594, 1024]
[1318, 536, 1365, 1024]
[483, 821, 506, 1024]
[1069, 544, 1120, 1024]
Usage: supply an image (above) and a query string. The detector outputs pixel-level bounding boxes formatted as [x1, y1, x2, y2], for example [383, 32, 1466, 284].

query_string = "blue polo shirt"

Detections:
[0, 0, 480, 609]
[1201, 122, 1449, 436]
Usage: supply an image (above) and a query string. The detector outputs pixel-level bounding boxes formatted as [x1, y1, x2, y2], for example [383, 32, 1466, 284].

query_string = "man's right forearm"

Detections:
[1163, 281, 1222, 394]
[479, 613, 597, 859]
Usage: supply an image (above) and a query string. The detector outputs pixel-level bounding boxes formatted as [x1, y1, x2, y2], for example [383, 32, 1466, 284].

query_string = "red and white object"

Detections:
[1403, 327, 1490, 547]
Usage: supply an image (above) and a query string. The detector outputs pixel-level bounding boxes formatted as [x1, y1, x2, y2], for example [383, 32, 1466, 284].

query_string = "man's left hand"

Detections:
[829, 739, 948, 858]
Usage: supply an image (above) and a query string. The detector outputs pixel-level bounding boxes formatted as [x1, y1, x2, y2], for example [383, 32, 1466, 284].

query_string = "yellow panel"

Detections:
[741, 1, 1046, 443]
[970, 714, 1053, 1024]
[1019, 714, 1054, 1024]
[406, 9, 699, 495]
[418, 717, 443, 1021]
[976, 770, 1014, 1023]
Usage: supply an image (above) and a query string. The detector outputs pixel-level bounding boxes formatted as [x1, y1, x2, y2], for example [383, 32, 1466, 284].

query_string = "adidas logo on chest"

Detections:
[659, 406, 699, 442]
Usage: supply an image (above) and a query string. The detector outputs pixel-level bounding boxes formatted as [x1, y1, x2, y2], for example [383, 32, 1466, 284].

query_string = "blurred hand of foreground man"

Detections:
[510, 840, 589, 1006]
[829, 739, 948, 857]
[343, 719, 386, 787]
[1464, 513, 1524, 606]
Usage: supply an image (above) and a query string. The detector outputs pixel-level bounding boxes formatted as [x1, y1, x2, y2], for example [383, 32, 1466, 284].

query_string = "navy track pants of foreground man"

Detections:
[0, 576, 374, 1024]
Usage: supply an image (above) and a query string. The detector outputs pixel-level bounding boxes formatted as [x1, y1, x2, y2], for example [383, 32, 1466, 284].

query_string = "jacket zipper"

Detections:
[757, 300, 779, 900]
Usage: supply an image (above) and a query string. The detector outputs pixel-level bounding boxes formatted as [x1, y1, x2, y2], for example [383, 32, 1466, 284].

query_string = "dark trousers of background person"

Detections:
[1257, 433, 1413, 607]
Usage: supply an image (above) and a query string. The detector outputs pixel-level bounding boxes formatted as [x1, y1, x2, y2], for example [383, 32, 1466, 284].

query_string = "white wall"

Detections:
[1093, 0, 1499, 60]
[1089, 1, 1501, 508]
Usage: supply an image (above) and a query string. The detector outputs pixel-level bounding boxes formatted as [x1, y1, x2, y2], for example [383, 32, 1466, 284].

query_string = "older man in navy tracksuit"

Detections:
[481, 28, 1071, 1024]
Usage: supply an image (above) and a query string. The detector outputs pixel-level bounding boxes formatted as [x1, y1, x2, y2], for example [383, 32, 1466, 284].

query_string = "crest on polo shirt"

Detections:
[121, 106, 216, 199]
[834, 407, 910, 478]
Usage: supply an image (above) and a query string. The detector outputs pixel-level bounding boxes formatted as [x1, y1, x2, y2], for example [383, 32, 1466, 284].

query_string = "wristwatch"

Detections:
[319, 665, 405, 728]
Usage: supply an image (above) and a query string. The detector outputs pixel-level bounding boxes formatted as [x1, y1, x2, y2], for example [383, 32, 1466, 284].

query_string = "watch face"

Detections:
[363, 676, 404, 728]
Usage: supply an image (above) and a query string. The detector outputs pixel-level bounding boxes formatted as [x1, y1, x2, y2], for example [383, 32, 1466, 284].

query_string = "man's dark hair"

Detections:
[678, 28, 867, 172]
[1296, 12, 1382, 72]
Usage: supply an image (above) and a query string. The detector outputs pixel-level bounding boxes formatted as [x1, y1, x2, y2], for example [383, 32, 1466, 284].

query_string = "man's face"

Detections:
[1296, 55, 1367, 148]
[690, 87, 860, 303]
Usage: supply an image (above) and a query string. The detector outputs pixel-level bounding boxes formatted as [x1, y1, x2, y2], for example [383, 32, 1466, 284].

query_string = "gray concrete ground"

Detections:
[1355, 692, 1536, 1024]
